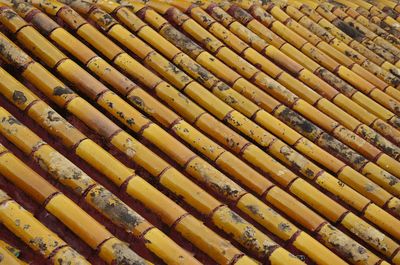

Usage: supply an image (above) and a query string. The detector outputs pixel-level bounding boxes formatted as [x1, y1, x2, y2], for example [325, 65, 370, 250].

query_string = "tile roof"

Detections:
[0, 0, 399, 264]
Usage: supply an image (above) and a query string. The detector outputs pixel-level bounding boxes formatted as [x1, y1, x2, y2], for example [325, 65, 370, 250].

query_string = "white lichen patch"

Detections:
[321, 224, 369, 263]
[46, 151, 95, 194]
[110, 242, 147, 265]
[123, 138, 137, 158]
[190, 160, 243, 200]
[279, 145, 308, 169]
[349, 221, 388, 254]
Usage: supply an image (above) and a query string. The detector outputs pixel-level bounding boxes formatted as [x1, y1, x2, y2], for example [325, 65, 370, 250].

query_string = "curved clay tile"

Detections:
[104, 0, 397, 248]
[0, 10, 306, 264]
[0, 69, 204, 264]
[0, 8, 305, 265]
[0, 187, 91, 265]
[0, 110, 155, 265]
[72, 0, 400, 237]
[26, 0, 400, 256]
[7, 2, 356, 264]
[0, 53, 252, 265]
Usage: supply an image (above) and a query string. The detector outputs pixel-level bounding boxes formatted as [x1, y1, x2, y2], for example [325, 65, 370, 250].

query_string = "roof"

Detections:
[0, 0, 399, 264]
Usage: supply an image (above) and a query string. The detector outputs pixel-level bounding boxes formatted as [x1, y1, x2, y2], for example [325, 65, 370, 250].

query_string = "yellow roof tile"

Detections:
[0, 0, 399, 264]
